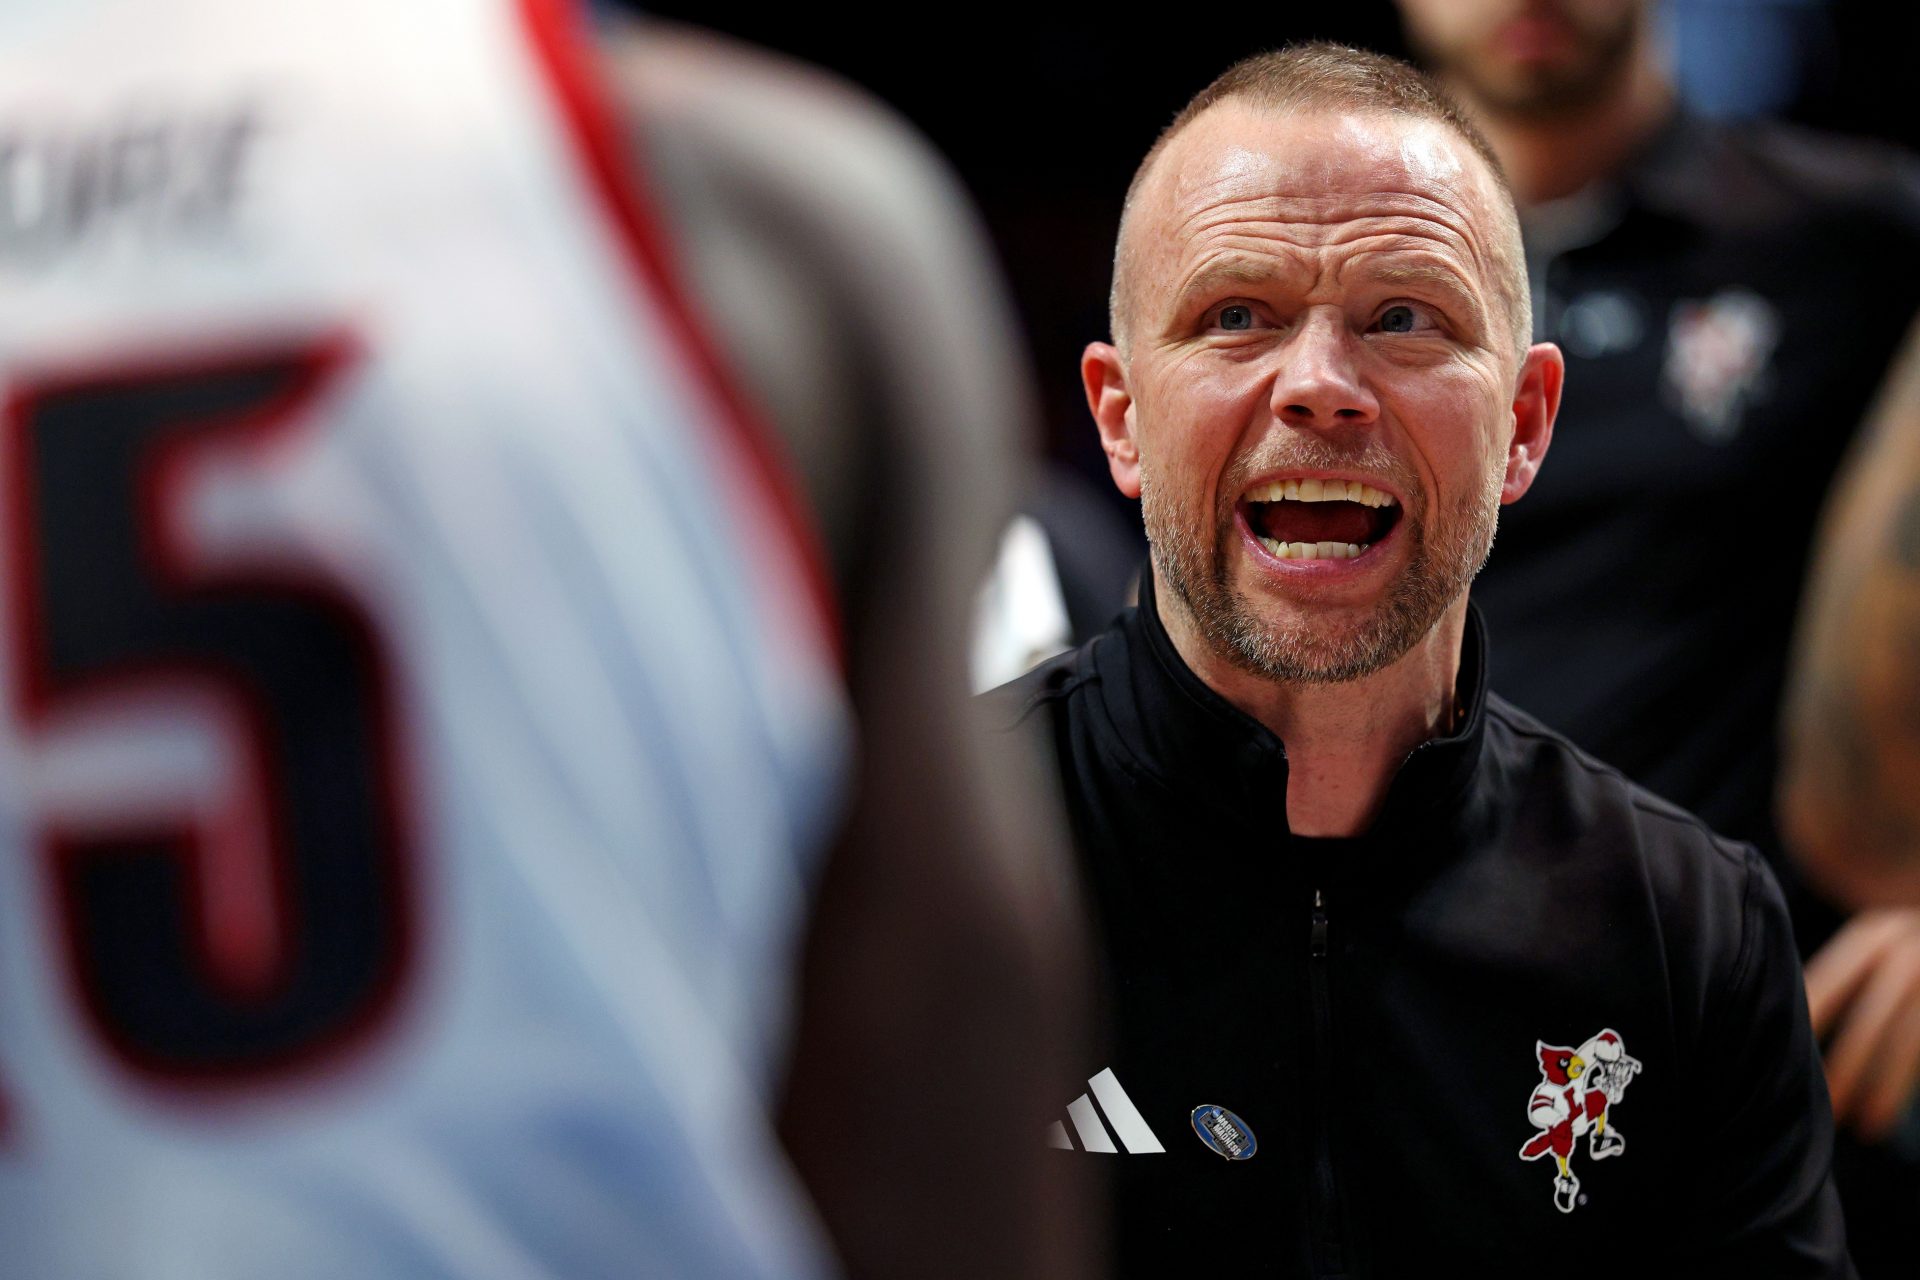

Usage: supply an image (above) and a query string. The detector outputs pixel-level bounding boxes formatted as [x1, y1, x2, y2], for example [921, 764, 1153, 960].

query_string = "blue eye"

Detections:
[1379, 305, 1419, 333]
[1219, 305, 1255, 331]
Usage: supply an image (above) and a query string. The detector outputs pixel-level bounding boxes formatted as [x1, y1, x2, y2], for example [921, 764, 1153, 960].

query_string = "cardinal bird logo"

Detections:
[1518, 1028, 1642, 1213]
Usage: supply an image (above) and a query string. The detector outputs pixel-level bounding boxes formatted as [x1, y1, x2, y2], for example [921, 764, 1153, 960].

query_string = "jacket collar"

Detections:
[1100, 570, 1497, 893]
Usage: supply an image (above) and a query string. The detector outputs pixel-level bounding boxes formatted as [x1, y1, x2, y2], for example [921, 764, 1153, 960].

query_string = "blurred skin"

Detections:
[1808, 912, 1920, 1142]
[1786, 320, 1920, 1140]
[1784, 321, 1920, 913]
[1081, 104, 1562, 836]
[1400, 0, 1920, 1145]
[1396, 0, 1671, 204]
[1396, 0, 1641, 120]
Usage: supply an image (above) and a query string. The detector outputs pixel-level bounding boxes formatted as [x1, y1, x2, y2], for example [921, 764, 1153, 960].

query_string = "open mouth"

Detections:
[1240, 477, 1402, 561]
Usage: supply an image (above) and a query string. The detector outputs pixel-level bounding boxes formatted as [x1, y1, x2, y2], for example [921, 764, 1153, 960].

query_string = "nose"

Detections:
[1271, 308, 1379, 429]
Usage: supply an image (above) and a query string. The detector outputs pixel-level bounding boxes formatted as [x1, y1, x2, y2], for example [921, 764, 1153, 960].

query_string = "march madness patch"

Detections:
[1518, 1028, 1642, 1213]
[1189, 1105, 1257, 1161]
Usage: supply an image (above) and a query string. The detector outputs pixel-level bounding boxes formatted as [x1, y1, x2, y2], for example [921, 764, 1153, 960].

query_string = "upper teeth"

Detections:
[1245, 479, 1395, 507]
[1259, 537, 1366, 560]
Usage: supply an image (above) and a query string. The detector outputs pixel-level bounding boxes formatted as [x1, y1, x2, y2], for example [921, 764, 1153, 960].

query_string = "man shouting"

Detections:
[992, 44, 1850, 1277]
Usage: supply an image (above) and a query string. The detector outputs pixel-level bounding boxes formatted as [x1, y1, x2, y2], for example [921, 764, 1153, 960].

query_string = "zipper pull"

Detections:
[1310, 888, 1328, 958]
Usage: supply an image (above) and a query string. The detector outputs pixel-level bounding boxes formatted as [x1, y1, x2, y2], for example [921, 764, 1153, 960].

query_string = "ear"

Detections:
[1082, 341, 1141, 499]
[1501, 342, 1564, 505]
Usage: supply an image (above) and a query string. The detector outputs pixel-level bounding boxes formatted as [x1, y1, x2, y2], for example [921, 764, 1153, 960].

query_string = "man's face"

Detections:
[1396, 0, 1644, 118]
[1088, 106, 1556, 684]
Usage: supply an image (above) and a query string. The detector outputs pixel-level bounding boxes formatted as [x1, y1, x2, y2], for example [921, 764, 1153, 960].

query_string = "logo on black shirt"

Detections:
[1518, 1028, 1643, 1213]
[1663, 289, 1779, 443]
[1189, 1105, 1257, 1161]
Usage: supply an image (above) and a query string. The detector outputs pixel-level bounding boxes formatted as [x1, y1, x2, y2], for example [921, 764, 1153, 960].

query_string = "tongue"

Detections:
[1253, 500, 1376, 546]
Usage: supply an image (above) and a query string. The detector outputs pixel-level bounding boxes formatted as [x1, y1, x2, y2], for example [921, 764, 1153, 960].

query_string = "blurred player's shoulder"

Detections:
[598, 19, 1096, 1280]
[599, 18, 984, 269]
[596, 17, 1035, 605]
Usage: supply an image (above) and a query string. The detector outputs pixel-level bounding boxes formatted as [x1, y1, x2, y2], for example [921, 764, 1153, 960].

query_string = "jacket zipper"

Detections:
[1308, 887, 1348, 1278]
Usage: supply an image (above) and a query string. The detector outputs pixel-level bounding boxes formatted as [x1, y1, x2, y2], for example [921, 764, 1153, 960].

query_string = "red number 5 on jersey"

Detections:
[2, 337, 418, 1091]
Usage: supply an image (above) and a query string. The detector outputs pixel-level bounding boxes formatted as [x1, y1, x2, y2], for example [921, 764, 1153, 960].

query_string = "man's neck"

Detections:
[1155, 574, 1467, 838]
[1448, 52, 1675, 205]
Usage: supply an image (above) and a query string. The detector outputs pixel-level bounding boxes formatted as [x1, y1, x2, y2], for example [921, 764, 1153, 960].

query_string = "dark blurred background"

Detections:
[630, 1, 1920, 528]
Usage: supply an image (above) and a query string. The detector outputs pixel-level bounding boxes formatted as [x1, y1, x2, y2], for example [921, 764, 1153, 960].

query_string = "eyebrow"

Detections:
[1166, 253, 1484, 322]
[1168, 256, 1286, 316]
[1352, 259, 1480, 306]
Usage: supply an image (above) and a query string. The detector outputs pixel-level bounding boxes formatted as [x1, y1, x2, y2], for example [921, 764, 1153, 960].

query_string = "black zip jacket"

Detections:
[990, 575, 1851, 1278]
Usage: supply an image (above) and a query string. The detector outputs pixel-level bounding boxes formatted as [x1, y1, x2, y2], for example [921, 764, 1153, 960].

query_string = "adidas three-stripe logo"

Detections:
[1047, 1068, 1164, 1153]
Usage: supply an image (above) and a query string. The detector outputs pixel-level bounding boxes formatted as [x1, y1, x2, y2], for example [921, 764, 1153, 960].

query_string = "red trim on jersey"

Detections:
[516, 0, 843, 668]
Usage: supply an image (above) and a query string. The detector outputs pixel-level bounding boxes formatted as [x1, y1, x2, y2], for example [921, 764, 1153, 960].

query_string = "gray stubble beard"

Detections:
[1141, 458, 1501, 685]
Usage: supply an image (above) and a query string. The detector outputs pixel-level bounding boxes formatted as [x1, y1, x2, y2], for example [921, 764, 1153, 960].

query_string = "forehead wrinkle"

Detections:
[1120, 107, 1525, 355]
[1169, 186, 1479, 240]
[1163, 216, 1485, 305]
[1162, 188, 1495, 290]
[1332, 244, 1482, 302]
[1150, 121, 1504, 287]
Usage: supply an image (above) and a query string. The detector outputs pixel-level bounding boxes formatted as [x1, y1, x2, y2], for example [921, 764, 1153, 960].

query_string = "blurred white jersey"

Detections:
[0, 1, 849, 1277]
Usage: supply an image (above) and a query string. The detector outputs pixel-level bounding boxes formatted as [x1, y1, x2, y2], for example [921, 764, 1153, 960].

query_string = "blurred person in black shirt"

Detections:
[1395, 1, 1920, 1273]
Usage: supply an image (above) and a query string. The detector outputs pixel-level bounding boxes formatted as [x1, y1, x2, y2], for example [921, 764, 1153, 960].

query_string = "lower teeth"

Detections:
[1259, 536, 1367, 560]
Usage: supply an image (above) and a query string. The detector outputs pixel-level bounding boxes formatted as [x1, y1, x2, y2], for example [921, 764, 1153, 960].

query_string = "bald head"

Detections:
[1109, 45, 1531, 362]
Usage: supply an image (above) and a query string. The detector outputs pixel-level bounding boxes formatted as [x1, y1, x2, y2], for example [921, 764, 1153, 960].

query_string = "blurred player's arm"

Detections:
[1782, 314, 1920, 908]
[1783, 316, 1920, 1143]
[601, 22, 1096, 1280]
